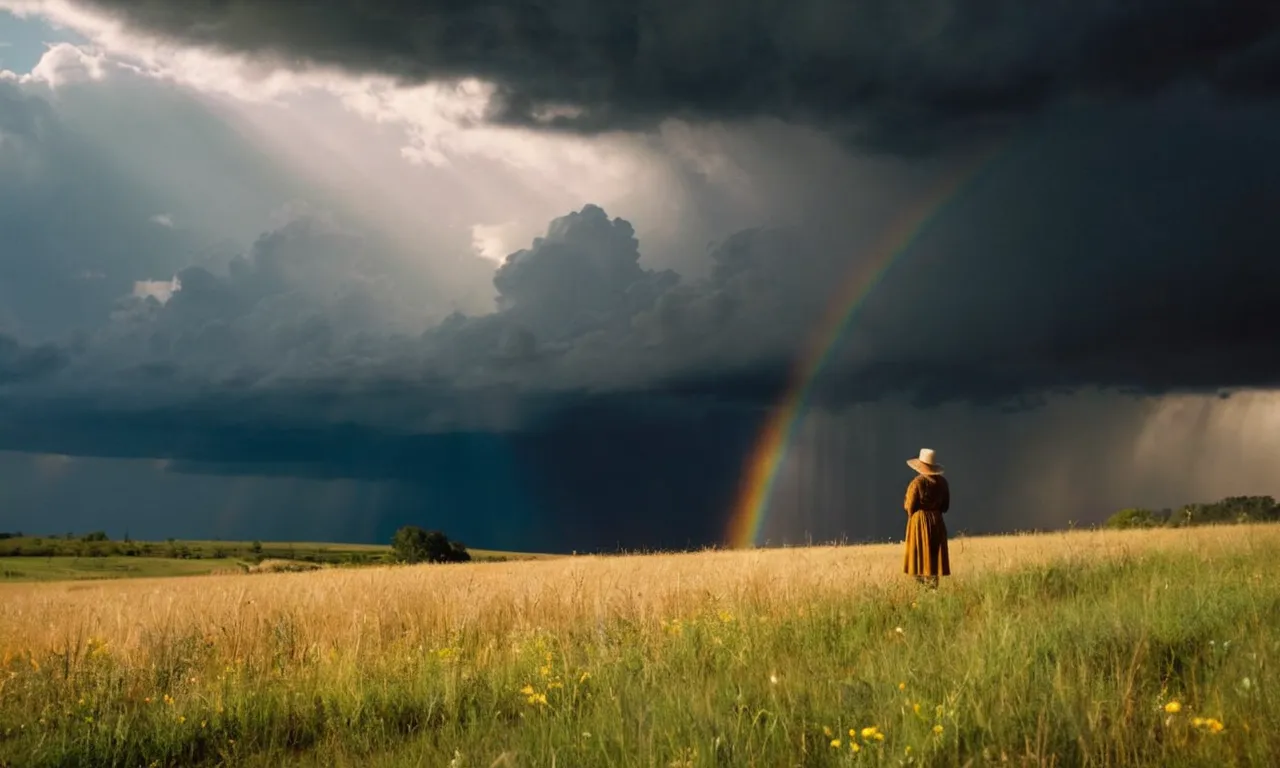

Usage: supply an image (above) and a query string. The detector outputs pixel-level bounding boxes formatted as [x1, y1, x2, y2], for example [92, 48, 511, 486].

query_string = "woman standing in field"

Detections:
[903, 448, 950, 588]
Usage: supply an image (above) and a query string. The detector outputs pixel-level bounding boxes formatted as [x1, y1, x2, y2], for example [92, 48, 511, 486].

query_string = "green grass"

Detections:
[0, 557, 247, 582]
[0, 537, 1275, 767]
[0, 538, 552, 583]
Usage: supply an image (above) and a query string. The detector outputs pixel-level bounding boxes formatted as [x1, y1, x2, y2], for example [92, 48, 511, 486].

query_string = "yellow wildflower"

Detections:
[830, 739, 842, 748]
[823, 726, 834, 737]
[850, 742, 860, 753]
[177, 716, 186, 724]
[933, 724, 944, 735]
[1164, 700, 1182, 714]
[1192, 717, 1225, 734]
[898, 682, 906, 691]
[519, 684, 535, 696]
[913, 702, 921, 715]
[578, 671, 591, 684]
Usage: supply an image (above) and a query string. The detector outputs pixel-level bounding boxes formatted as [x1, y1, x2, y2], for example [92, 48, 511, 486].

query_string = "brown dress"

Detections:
[902, 474, 951, 577]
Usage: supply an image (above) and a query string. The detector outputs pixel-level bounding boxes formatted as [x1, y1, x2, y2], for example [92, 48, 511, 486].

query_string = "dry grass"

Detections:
[1, 524, 1276, 767]
[2, 525, 1267, 663]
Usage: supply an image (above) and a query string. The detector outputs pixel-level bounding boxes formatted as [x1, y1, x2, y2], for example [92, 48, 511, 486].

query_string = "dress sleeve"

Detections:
[904, 476, 919, 514]
[940, 477, 951, 513]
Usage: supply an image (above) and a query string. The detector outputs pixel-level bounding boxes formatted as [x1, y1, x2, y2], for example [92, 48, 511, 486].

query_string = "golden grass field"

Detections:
[2, 526, 1265, 657]
[2, 524, 1277, 767]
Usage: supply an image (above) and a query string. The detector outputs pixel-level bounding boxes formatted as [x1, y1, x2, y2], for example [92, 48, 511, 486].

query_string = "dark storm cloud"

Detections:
[3, 47, 1280, 550]
[12, 137, 1280, 480]
[16, 86, 1280, 423]
[73, 0, 1280, 151]
[0, 388, 757, 551]
[0, 333, 68, 384]
[0, 75, 329, 343]
[83, 216, 429, 381]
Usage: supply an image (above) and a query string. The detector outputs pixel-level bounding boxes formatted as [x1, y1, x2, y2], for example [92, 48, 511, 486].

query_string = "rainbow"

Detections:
[724, 144, 1006, 549]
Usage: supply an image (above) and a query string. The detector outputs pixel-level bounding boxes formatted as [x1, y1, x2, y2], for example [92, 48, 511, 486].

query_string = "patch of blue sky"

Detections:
[0, 9, 88, 73]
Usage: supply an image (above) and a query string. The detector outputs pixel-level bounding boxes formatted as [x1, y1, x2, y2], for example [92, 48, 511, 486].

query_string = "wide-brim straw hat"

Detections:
[907, 448, 944, 475]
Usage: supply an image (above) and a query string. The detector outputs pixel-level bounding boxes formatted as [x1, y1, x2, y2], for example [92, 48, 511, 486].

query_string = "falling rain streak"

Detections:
[749, 390, 1280, 548]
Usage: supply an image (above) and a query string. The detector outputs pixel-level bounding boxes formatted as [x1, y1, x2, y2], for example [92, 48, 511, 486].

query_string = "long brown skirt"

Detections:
[903, 509, 951, 576]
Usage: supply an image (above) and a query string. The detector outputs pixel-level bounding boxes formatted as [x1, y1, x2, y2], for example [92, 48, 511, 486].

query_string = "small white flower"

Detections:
[895, 626, 905, 635]
[770, 673, 779, 684]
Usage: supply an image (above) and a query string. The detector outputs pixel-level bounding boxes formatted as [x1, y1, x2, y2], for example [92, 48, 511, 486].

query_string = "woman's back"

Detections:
[905, 473, 950, 514]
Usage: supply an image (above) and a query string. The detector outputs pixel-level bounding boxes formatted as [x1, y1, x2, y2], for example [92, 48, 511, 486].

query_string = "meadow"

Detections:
[1, 525, 1276, 767]
[0, 538, 549, 583]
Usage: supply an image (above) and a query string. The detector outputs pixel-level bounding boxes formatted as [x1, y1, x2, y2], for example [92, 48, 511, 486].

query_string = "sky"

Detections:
[1, 1, 1278, 552]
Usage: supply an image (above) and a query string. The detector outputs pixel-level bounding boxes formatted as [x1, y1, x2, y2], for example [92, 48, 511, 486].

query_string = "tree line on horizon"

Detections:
[0, 525, 476, 565]
[1103, 495, 1279, 529]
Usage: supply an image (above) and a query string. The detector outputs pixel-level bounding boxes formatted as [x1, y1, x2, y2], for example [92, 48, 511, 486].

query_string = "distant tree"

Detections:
[82, 531, 109, 543]
[251, 540, 263, 554]
[1106, 495, 1279, 530]
[1210, 495, 1279, 523]
[392, 526, 471, 564]
[1104, 508, 1163, 529]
